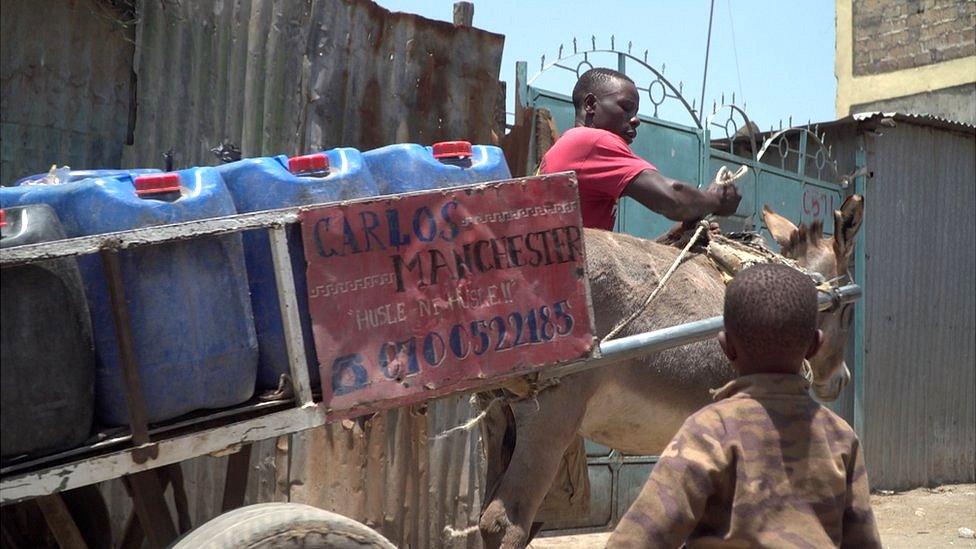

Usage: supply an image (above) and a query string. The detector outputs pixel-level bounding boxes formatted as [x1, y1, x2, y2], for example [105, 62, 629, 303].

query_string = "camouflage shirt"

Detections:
[608, 373, 881, 549]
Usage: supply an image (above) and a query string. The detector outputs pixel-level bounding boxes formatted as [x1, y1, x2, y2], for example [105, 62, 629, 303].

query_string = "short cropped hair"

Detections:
[724, 263, 818, 362]
[572, 68, 634, 110]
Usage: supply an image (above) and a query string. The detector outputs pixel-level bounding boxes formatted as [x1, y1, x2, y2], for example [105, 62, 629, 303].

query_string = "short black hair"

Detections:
[723, 263, 818, 364]
[572, 68, 634, 110]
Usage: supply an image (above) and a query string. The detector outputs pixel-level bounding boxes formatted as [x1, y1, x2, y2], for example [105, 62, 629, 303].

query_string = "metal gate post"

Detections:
[515, 61, 529, 116]
[853, 139, 868, 436]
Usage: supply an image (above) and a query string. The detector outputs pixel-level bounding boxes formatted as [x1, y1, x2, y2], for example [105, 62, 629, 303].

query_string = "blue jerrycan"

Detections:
[0, 169, 258, 425]
[218, 149, 378, 391]
[363, 141, 511, 194]
[1, 204, 95, 459]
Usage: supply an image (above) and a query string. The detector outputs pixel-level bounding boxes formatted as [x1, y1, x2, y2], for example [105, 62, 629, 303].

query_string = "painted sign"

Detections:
[300, 173, 594, 419]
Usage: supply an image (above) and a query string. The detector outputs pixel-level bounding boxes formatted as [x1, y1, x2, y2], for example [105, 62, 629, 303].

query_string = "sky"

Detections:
[375, 0, 837, 133]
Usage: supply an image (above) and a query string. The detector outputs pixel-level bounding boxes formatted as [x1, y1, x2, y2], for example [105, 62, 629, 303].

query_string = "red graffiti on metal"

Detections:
[300, 174, 594, 419]
[802, 187, 835, 221]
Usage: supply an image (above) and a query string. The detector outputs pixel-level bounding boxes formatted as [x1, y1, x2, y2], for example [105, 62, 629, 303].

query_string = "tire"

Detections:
[170, 503, 397, 549]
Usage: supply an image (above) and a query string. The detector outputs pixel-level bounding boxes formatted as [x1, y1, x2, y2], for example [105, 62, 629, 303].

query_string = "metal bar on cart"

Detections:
[268, 226, 314, 406]
[0, 207, 303, 266]
[542, 284, 863, 381]
[99, 249, 157, 463]
[0, 283, 861, 505]
[0, 404, 326, 504]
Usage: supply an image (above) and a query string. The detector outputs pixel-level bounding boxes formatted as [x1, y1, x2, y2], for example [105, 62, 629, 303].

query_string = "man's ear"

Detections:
[762, 205, 798, 252]
[718, 331, 737, 362]
[805, 329, 824, 359]
[583, 92, 598, 115]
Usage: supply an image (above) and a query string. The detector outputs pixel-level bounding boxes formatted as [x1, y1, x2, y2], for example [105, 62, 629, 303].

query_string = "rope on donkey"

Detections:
[601, 165, 749, 343]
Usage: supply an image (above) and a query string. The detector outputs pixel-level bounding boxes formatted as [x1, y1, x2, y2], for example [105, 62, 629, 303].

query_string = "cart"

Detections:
[0, 175, 861, 547]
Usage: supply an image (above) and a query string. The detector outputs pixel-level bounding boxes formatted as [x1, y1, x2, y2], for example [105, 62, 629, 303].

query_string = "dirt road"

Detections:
[530, 484, 976, 548]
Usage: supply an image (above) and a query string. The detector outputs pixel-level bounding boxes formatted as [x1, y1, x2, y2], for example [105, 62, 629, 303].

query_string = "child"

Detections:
[607, 263, 881, 548]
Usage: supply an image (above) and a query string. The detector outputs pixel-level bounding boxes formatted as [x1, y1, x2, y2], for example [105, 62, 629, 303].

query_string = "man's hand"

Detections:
[705, 181, 741, 216]
[706, 165, 746, 217]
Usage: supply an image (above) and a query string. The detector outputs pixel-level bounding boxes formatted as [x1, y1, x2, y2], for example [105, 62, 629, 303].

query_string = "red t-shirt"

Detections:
[540, 127, 656, 230]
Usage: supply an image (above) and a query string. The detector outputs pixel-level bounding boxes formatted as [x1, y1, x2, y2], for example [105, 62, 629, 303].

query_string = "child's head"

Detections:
[718, 263, 823, 375]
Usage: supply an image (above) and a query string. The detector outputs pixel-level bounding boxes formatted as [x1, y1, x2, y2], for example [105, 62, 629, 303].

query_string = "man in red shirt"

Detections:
[540, 68, 741, 231]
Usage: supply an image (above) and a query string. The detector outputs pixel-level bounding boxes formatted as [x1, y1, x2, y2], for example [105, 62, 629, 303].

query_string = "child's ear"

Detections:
[805, 329, 824, 359]
[718, 331, 737, 362]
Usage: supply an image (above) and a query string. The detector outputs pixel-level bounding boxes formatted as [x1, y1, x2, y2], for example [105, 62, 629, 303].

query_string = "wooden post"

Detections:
[493, 80, 507, 143]
[36, 494, 88, 549]
[221, 443, 254, 511]
[123, 471, 178, 548]
[500, 107, 536, 177]
[453, 2, 474, 26]
[274, 435, 291, 502]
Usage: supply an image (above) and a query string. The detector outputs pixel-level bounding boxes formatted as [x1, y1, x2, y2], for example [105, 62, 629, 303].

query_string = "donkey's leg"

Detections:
[479, 384, 588, 549]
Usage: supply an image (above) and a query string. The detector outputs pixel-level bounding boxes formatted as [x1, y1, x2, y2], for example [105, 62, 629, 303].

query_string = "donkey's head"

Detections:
[762, 195, 864, 401]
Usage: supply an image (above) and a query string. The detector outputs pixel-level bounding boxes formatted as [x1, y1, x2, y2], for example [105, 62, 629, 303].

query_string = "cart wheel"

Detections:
[170, 503, 396, 549]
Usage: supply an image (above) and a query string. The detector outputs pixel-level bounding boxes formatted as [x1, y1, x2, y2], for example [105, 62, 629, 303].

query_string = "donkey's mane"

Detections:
[785, 219, 824, 255]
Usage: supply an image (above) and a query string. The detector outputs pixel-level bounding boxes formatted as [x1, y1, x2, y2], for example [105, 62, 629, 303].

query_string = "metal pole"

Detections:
[699, 0, 716, 117]
[100, 249, 157, 463]
[268, 226, 314, 406]
[853, 142, 868, 436]
[541, 284, 862, 381]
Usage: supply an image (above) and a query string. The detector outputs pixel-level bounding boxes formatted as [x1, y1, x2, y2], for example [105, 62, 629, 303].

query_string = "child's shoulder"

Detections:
[812, 401, 860, 440]
[692, 392, 859, 440]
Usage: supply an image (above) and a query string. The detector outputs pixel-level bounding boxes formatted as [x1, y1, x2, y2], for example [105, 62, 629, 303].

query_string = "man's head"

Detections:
[718, 263, 823, 375]
[572, 68, 640, 144]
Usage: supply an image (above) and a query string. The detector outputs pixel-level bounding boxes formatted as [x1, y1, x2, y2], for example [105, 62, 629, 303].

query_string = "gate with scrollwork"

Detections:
[514, 37, 853, 535]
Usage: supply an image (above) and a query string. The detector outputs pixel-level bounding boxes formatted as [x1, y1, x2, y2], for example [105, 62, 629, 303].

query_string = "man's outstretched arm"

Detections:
[624, 169, 741, 222]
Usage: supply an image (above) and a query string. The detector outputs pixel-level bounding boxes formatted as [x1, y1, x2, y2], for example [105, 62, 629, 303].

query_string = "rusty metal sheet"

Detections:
[1, 0, 134, 185]
[121, 0, 505, 170]
[301, 174, 594, 418]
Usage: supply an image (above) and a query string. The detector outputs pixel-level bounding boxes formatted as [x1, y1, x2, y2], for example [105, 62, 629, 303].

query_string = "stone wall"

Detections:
[852, 0, 975, 76]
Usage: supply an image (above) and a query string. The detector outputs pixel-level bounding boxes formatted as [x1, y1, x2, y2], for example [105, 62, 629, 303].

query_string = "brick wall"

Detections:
[852, 0, 975, 76]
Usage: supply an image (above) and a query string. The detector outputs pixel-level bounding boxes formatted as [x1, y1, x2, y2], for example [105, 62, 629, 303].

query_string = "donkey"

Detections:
[477, 196, 864, 548]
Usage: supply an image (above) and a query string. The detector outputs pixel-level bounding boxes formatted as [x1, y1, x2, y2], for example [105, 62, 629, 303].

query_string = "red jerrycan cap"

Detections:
[288, 153, 330, 174]
[432, 141, 472, 159]
[134, 173, 182, 196]
[0, 209, 6, 228]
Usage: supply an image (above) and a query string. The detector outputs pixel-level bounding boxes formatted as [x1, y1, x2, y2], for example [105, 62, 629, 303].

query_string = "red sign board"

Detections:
[300, 173, 594, 419]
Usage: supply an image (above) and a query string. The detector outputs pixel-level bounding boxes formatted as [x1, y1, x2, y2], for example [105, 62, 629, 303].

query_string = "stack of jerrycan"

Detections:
[363, 141, 511, 194]
[1, 205, 95, 459]
[0, 168, 258, 426]
[217, 149, 379, 391]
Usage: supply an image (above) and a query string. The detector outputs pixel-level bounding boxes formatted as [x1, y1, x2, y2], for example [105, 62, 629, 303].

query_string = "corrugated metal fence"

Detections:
[0, 0, 135, 184]
[3, 0, 502, 546]
[123, 0, 503, 169]
[824, 114, 975, 489]
[858, 118, 976, 489]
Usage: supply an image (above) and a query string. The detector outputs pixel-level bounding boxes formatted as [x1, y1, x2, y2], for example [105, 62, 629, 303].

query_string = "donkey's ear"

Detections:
[833, 194, 864, 261]
[762, 204, 798, 251]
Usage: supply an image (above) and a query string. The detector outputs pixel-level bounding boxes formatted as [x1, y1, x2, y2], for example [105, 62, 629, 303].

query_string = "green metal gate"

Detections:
[515, 39, 855, 534]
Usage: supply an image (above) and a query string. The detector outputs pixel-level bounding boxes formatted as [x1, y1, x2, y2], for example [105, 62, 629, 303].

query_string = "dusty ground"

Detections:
[530, 484, 976, 548]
